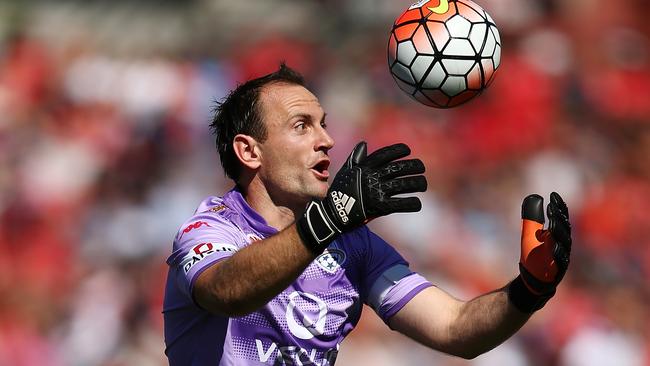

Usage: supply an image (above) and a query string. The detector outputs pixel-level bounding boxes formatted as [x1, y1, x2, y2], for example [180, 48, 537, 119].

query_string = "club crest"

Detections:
[316, 248, 346, 274]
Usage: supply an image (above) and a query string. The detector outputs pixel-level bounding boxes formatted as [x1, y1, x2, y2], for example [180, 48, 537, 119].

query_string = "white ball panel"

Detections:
[490, 25, 501, 45]
[482, 31, 496, 57]
[391, 62, 416, 84]
[443, 39, 476, 57]
[493, 44, 501, 68]
[422, 62, 445, 88]
[441, 59, 475, 75]
[485, 11, 496, 25]
[411, 55, 435, 84]
[397, 40, 417, 65]
[446, 15, 472, 38]
[468, 23, 487, 53]
[441, 75, 466, 96]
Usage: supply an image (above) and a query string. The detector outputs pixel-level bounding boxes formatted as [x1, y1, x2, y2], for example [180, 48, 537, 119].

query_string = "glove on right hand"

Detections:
[297, 141, 427, 253]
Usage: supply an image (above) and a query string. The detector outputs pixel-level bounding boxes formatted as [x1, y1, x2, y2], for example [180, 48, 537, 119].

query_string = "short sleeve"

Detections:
[166, 213, 244, 300]
[358, 227, 432, 323]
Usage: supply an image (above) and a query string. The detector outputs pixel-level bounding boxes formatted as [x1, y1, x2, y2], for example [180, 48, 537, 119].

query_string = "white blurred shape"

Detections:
[20, 138, 101, 206]
[561, 325, 644, 366]
[520, 29, 573, 76]
[523, 150, 585, 210]
[472, 338, 528, 366]
[64, 55, 121, 104]
[59, 269, 131, 366]
[65, 56, 183, 120]
[484, 0, 543, 32]
[119, 59, 183, 119]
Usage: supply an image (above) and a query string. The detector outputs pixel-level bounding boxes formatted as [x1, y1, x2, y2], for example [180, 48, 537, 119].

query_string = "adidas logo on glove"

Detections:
[296, 142, 426, 254]
[331, 191, 355, 223]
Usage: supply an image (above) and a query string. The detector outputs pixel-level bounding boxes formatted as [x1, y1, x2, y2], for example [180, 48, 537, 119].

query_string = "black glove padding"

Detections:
[297, 141, 427, 253]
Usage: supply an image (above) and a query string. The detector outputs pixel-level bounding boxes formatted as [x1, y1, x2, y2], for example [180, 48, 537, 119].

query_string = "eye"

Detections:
[294, 121, 307, 131]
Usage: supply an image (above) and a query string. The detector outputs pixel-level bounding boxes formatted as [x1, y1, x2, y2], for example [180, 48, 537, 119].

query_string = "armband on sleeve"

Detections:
[367, 265, 432, 322]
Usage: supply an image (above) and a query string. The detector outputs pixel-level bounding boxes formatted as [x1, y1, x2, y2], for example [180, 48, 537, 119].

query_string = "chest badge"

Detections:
[316, 248, 346, 274]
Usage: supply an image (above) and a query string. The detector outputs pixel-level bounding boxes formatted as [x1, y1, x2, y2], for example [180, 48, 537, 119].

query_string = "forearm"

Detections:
[194, 224, 316, 316]
[389, 283, 531, 360]
[392, 193, 571, 359]
[447, 285, 530, 359]
[448, 193, 571, 357]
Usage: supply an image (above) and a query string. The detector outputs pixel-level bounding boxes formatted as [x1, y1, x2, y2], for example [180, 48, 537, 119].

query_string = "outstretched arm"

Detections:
[389, 192, 572, 359]
[388, 285, 528, 359]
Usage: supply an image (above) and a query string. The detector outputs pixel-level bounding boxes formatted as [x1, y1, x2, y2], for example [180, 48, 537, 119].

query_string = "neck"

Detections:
[240, 178, 303, 231]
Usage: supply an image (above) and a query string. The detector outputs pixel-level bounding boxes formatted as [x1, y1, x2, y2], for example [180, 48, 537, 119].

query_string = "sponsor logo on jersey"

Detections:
[181, 221, 211, 237]
[255, 339, 339, 365]
[256, 290, 337, 363]
[316, 248, 346, 274]
[286, 291, 328, 340]
[181, 242, 237, 274]
[330, 191, 355, 223]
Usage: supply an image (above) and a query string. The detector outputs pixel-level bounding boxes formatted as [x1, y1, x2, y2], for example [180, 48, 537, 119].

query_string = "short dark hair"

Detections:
[210, 63, 306, 182]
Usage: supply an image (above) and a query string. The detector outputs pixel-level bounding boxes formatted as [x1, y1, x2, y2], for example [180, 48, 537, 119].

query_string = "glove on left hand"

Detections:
[509, 192, 572, 313]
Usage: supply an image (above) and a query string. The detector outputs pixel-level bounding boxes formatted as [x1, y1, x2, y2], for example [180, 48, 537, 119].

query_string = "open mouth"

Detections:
[311, 160, 330, 180]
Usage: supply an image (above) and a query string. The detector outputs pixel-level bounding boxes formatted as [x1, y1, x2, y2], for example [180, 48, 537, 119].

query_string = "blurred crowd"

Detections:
[0, 0, 649, 365]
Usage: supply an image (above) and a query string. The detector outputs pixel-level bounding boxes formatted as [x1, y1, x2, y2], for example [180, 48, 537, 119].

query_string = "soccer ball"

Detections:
[388, 0, 501, 108]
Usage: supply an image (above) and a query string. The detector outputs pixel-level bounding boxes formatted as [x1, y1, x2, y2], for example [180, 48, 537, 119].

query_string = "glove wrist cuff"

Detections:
[296, 200, 341, 254]
[507, 275, 555, 313]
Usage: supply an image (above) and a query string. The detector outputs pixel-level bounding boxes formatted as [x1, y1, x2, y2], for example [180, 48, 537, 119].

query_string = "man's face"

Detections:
[256, 82, 335, 208]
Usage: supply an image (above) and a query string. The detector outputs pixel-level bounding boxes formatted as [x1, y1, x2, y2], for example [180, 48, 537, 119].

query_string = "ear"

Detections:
[233, 134, 261, 171]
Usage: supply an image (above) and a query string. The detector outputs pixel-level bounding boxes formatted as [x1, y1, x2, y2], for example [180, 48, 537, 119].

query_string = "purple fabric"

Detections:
[163, 187, 431, 365]
[380, 275, 433, 321]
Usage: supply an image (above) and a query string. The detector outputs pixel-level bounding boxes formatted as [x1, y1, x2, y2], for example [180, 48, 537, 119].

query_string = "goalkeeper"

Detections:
[162, 64, 572, 365]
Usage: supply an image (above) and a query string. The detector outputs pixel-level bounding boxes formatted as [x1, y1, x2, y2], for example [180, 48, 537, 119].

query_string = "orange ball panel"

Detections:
[457, 0, 485, 20]
[412, 26, 434, 54]
[481, 58, 495, 85]
[456, 2, 486, 22]
[425, 21, 450, 51]
[395, 8, 423, 26]
[448, 89, 479, 107]
[394, 23, 420, 42]
[388, 34, 398, 64]
[423, 89, 451, 106]
[413, 91, 438, 107]
[467, 63, 482, 89]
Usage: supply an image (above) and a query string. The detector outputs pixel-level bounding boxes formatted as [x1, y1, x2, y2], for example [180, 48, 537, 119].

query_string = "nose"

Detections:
[316, 126, 335, 152]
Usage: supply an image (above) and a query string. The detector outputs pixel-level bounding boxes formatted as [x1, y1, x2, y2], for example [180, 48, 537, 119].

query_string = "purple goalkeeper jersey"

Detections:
[163, 188, 432, 365]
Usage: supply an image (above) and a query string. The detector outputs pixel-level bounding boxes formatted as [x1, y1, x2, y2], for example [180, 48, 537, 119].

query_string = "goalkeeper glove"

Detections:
[297, 141, 427, 253]
[508, 192, 572, 313]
